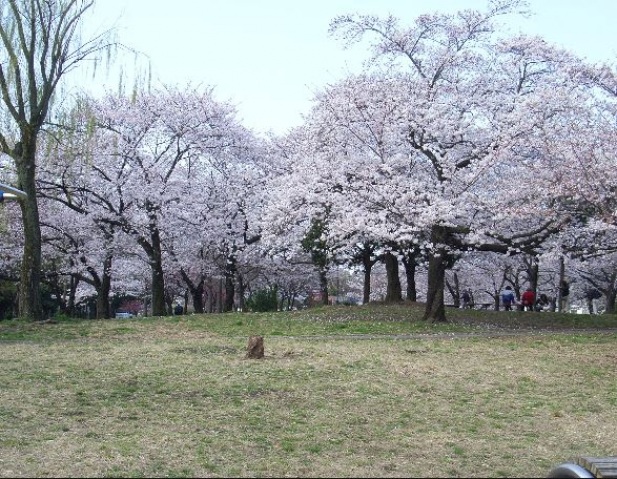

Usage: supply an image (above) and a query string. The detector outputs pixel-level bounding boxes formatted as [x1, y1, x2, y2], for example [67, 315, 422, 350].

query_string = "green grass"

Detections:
[4, 302, 615, 343]
[0, 303, 616, 477]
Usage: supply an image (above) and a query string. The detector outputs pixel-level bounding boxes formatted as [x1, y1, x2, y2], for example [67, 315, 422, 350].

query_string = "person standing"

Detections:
[501, 286, 516, 311]
[535, 293, 550, 312]
[521, 287, 536, 311]
[585, 288, 602, 314]
[559, 280, 570, 312]
[461, 289, 473, 309]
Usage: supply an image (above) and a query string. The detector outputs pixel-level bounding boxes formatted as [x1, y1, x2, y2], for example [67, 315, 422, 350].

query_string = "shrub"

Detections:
[246, 287, 278, 312]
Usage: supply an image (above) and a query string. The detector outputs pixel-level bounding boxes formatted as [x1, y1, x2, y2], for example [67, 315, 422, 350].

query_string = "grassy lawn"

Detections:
[0, 303, 616, 477]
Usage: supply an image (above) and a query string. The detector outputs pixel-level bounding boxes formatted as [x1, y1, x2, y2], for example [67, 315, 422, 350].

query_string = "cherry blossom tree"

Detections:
[37, 86, 253, 316]
[164, 142, 266, 313]
[327, 1, 588, 321]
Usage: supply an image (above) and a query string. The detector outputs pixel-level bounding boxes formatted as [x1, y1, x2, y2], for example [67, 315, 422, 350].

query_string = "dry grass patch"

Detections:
[0, 322, 615, 477]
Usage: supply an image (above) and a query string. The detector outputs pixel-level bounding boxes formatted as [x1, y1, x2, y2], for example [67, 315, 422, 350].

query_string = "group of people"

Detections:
[501, 285, 552, 312]
[460, 281, 572, 312]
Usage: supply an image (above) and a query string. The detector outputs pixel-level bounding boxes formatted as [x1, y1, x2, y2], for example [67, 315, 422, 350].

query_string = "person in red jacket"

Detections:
[521, 287, 536, 311]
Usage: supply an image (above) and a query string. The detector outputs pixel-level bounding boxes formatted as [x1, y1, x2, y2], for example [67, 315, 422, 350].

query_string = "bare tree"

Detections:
[0, 0, 114, 320]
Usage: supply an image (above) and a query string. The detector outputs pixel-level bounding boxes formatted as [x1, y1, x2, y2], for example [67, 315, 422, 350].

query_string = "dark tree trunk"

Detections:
[141, 207, 166, 317]
[358, 242, 378, 304]
[319, 269, 329, 306]
[216, 277, 224, 313]
[586, 296, 595, 314]
[77, 254, 113, 319]
[384, 252, 402, 303]
[67, 274, 79, 316]
[179, 269, 205, 314]
[524, 255, 539, 293]
[423, 251, 448, 322]
[191, 281, 205, 313]
[446, 272, 461, 308]
[151, 258, 166, 316]
[16, 144, 43, 321]
[604, 290, 617, 314]
[363, 265, 372, 304]
[222, 256, 237, 312]
[96, 270, 112, 319]
[602, 272, 617, 314]
[205, 282, 214, 313]
[236, 273, 245, 312]
[164, 291, 174, 316]
[423, 225, 451, 323]
[557, 256, 566, 312]
[224, 275, 235, 312]
[45, 271, 67, 315]
[403, 259, 417, 302]
[183, 290, 189, 315]
[192, 285, 205, 313]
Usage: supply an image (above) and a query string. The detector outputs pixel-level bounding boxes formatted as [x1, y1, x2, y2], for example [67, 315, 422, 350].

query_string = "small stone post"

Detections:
[246, 335, 264, 359]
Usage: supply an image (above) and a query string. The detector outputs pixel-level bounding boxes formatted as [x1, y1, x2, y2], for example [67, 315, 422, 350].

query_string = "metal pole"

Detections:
[0, 182, 27, 200]
[547, 463, 595, 478]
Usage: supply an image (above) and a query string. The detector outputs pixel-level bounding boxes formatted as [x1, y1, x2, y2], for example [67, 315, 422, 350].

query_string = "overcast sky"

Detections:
[77, 0, 617, 135]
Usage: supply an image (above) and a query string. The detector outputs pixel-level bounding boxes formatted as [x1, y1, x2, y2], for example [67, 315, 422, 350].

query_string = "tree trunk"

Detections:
[319, 269, 329, 306]
[146, 212, 166, 316]
[359, 242, 377, 304]
[602, 272, 617, 314]
[222, 256, 237, 312]
[586, 296, 594, 314]
[423, 251, 448, 322]
[402, 257, 417, 302]
[192, 282, 205, 314]
[290, 292, 296, 310]
[67, 274, 79, 316]
[384, 252, 402, 303]
[529, 257, 539, 293]
[205, 282, 214, 313]
[446, 272, 461, 308]
[96, 270, 112, 319]
[217, 277, 224, 313]
[16, 149, 43, 321]
[224, 275, 235, 312]
[493, 292, 500, 311]
[362, 265, 372, 304]
[557, 255, 566, 312]
[236, 273, 245, 312]
[179, 269, 205, 314]
[604, 290, 616, 314]
[150, 258, 166, 316]
[423, 225, 451, 323]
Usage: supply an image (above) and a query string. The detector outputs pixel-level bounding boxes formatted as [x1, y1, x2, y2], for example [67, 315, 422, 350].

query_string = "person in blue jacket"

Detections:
[501, 285, 516, 311]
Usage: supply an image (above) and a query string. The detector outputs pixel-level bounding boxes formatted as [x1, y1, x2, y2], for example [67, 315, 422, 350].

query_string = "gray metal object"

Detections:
[0, 192, 20, 201]
[0, 182, 26, 200]
[547, 463, 595, 478]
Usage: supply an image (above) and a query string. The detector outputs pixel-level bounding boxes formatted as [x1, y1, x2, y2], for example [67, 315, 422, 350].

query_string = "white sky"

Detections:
[77, 0, 617, 135]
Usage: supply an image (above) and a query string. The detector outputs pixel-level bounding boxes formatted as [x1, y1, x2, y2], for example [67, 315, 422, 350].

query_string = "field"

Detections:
[1, 303, 616, 477]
